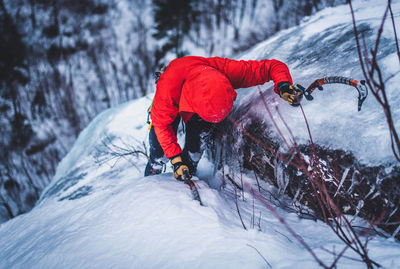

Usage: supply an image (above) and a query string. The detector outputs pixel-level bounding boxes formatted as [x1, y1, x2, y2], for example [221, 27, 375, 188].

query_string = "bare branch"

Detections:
[388, 0, 400, 64]
[247, 244, 272, 268]
[234, 187, 247, 230]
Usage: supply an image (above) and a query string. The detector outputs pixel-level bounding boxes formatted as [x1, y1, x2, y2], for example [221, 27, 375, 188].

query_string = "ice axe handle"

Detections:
[183, 168, 191, 180]
[182, 168, 203, 206]
[183, 168, 194, 188]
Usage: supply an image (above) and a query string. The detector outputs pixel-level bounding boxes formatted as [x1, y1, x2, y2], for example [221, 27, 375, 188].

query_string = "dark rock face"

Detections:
[210, 111, 400, 240]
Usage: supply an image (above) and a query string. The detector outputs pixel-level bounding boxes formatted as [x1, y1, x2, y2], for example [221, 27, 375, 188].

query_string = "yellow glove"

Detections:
[171, 155, 190, 180]
[278, 82, 302, 106]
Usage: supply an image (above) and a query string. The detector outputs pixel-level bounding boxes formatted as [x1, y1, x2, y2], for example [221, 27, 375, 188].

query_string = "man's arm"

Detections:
[150, 65, 183, 159]
[208, 57, 293, 93]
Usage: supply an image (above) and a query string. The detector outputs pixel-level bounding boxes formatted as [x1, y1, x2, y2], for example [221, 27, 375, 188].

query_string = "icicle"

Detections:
[391, 224, 400, 239]
[334, 167, 350, 197]
[364, 184, 375, 200]
[388, 205, 399, 220]
[293, 184, 301, 202]
[371, 191, 381, 200]
[347, 169, 359, 194]
[262, 155, 275, 168]
[355, 200, 364, 217]
[372, 174, 383, 199]
[275, 161, 289, 196]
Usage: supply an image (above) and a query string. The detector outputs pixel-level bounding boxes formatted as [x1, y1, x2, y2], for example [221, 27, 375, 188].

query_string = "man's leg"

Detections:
[144, 115, 181, 176]
[183, 114, 212, 175]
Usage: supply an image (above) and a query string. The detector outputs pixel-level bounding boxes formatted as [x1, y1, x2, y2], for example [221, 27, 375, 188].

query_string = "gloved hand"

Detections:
[278, 82, 302, 106]
[170, 155, 190, 180]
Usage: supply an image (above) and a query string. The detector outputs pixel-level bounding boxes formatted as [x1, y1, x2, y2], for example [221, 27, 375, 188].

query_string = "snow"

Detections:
[1, 95, 400, 268]
[237, 0, 400, 166]
[1, 1, 400, 268]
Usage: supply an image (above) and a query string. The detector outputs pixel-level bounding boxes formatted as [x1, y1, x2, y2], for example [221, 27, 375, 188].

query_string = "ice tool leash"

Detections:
[293, 76, 368, 111]
[183, 169, 203, 206]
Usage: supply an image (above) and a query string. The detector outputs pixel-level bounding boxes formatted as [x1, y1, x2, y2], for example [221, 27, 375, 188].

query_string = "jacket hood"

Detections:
[181, 66, 237, 123]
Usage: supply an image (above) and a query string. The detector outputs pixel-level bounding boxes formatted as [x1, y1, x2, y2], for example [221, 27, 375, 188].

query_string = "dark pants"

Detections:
[146, 114, 211, 175]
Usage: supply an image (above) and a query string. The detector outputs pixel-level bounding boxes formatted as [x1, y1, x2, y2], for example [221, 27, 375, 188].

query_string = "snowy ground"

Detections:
[1, 0, 400, 268]
[0, 96, 399, 269]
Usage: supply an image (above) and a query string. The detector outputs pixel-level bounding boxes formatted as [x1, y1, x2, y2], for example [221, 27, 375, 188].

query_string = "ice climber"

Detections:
[144, 56, 299, 180]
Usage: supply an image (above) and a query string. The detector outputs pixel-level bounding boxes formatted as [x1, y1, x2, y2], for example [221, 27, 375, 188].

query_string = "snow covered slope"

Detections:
[0, 96, 399, 268]
[238, 0, 400, 166]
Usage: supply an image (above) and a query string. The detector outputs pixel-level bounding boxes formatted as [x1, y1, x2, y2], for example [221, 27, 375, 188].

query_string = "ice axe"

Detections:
[293, 76, 368, 111]
[183, 168, 203, 206]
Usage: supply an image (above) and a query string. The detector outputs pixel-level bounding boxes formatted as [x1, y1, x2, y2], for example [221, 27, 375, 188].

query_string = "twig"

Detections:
[226, 174, 243, 190]
[247, 244, 272, 268]
[234, 187, 247, 230]
[245, 183, 328, 268]
[320, 247, 364, 263]
[273, 228, 293, 243]
[349, 0, 400, 163]
[388, 0, 400, 63]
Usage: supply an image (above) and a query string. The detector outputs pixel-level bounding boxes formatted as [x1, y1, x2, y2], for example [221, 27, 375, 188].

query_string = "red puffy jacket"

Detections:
[151, 56, 293, 158]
